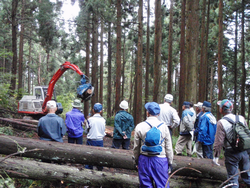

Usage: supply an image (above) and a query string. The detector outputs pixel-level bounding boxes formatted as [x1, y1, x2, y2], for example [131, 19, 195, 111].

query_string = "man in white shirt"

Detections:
[158, 94, 180, 137]
[85, 103, 106, 171]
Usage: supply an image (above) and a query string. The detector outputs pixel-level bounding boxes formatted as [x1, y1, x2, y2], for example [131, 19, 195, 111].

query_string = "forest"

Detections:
[0, 0, 250, 125]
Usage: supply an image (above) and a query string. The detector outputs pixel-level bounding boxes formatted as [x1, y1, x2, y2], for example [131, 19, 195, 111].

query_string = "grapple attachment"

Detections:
[77, 75, 94, 101]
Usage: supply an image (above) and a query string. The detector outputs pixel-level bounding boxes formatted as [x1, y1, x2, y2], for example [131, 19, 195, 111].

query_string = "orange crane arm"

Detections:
[42, 61, 84, 113]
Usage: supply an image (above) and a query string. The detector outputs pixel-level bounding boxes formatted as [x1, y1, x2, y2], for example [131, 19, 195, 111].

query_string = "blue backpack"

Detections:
[141, 121, 165, 155]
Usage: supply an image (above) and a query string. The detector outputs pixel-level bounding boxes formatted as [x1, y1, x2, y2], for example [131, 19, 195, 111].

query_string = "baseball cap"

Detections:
[145, 102, 160, 116]
[119, 100, 129, 110]
[217, 99, 233, 111]
[203, 101, 211, 108]
[47, 100, 57, 108]
[183, 101, 190, 106]
[164, 94, 173, 103]
[93, 103, 103, 112]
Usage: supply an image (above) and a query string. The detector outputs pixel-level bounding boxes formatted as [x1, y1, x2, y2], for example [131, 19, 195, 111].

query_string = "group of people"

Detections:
[37, 95, 250, 188]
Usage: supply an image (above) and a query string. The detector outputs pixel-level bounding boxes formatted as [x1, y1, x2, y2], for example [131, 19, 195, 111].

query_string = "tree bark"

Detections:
[144, 0, 150, 120]
[91, 12, 99, 106]
[84, 11, 91, 118]
[0, 135, 228, 181]
[0, 157, 139, 188]
[107, 22, 112, 118]
[199, 0, 207, 102]
[115, 0, 122, 112]
[153, 0, 162, 102]
[240, 0, 246, 117]
[178, 0, 186, 118]
[134, 0, 143, 125]
[233, 4, 238, 114]
[9, 0, 19, 94]
[205, 0, 210, 101]
[185, 0, 199, 103]
[167, 0, 173, 94]
[0, 135, 136, 170]
[0, 118, 37, 132]
[217, 0, 223, 120]
[99, 19, 104, 105]
[18, 0, 25, 100]
[0, 156, 223, 187]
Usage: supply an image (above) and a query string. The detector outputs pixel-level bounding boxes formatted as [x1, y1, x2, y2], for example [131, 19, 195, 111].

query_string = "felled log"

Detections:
[172, 156, 228, 181]
[0, 156, 139, 188]
[0, 135, 136, 170]
[0, 156, 223, 187]
[0, 117, 37, 132]
[0, 135, 228, 181]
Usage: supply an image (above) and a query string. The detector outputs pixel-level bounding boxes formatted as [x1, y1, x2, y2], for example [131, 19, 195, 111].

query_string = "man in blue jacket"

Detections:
[112, 100, 134, 150]
[175, 101, 195, 156]
[65, 99, 85, 145]
[38, 100, 66, 143]
[197, 101, 217, 159]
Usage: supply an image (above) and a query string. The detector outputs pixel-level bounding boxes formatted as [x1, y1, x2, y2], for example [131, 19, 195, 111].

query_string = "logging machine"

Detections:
[18, 61, 94, 119]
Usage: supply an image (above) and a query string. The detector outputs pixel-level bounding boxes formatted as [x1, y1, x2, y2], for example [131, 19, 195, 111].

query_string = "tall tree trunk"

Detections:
[9, 0, 19, 94]
[121, 35, 126, 99]
[37, 54, 41, 86]
[204, 0, 210, 101]
[185, 0, 199, 103]
[28, 31, 32, 94]
[107, 22, 112, 118]
[18, 0, 25, 99]
[153, 0, 162, 102]
[210, 66, 214, 103]
[240, 0, 246, 117]
[84, 17, 91, 117]
[144, 0, 150, 120]
[198, 0, 207, 102]
[167, 0, 173, 94]
[99, 19, 104, 105]
[217, 0, 223, 120]
[234, 5, 238, 114]
[178, 0, 186, 119]
[115, 0, 122, 112]
[91, 13, 98, 107]
[134, 0, 143, 125]
[84, 13, 91, 118]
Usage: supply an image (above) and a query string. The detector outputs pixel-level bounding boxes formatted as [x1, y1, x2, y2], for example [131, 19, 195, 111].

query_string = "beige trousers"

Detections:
[175, 135, 192, 155]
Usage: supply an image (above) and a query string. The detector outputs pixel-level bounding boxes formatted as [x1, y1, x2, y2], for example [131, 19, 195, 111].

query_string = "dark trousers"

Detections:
[224, 149, 250, 188]
[112, 138, 130, 150]
[85, 139, 103, 171]
[68, 136, 83, 145]
[202, 144, 213, 159]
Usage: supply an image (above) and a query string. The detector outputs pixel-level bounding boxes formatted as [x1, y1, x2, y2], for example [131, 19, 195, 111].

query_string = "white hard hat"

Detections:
[164, 94, 173, 103]
[194, 102, 203, 109]
[47, 100, 57, 108]
[119, 100, 129, 110]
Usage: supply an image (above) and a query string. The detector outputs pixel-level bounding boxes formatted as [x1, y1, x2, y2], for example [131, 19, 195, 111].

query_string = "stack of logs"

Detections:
[0, 119, 229, 187]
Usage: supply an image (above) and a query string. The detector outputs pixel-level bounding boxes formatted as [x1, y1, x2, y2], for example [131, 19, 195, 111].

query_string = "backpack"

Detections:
[141, 121, 164, 155]
[223, 115, 250, 152]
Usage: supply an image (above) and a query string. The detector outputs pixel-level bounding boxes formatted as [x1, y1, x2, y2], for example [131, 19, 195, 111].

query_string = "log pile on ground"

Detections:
[0, 135, 229, 187]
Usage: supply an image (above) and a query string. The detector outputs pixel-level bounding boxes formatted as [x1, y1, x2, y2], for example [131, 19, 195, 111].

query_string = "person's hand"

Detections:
[212, 157, 220, 166]
[168, 164, 173, 174]
[122, 131, 127, 139]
